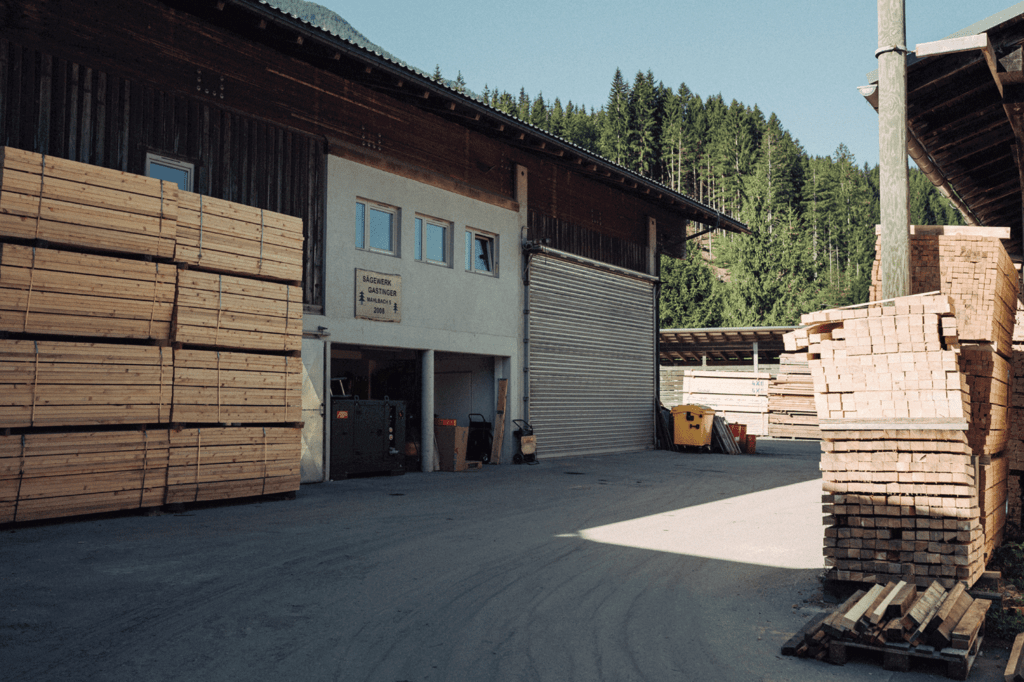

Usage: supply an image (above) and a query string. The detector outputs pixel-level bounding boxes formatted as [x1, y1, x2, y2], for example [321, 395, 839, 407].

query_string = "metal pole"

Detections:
[878, 0, 910, 299]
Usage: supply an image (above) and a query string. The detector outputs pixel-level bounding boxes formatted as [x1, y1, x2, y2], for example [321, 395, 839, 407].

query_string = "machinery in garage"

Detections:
[330, 381, 406, 479]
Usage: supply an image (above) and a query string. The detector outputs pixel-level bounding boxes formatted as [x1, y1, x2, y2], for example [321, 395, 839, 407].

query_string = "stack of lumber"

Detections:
[169, 186, 304, 501]
[787, 293, 987, 587]
[0, 243, 176, 340]
[175, 192, 302, 282]
[658, 368, 769, 435]
[173, 270, 301, 352]
[0, 146, 177, 258]
[0, 340, 173, 428]
[0, 430, 169, 523]
[166, 427, 301, 504]
[783, 579, 990, 679]
[0, 146, 304, 522]
[767, 353, 821, 439]
[171, 349, 301, 424]
[1004, 301, 1024, 536]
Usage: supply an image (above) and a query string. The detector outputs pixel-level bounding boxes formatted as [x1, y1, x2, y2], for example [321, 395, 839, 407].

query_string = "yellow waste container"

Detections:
[672, 404, 715, 449]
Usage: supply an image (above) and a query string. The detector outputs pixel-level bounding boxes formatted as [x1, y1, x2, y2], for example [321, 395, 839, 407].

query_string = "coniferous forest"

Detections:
[476, 69, 964, 328]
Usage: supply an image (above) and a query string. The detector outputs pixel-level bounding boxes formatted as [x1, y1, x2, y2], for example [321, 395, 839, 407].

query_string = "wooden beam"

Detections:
[296, 35, 304, 46]
[915, 33, 1002, 96]
[1000, 47, 1024, 86]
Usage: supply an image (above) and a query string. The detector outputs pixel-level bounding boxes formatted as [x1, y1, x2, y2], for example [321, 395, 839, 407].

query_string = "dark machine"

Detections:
[330, 382, 406, 479]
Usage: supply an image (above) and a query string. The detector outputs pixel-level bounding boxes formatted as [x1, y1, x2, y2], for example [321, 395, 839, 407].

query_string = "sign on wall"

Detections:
[355, 269, 402, 322]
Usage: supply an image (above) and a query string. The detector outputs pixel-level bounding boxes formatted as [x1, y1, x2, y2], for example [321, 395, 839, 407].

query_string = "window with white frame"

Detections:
[415, 216, 450, 266]
[465, 228, 497, 276]
[356, 200, 399, 256]
[145, 152, 194, 192]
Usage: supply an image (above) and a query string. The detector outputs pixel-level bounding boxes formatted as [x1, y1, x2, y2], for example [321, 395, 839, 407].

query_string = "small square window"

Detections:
[465, 229, 497, 276]
[415, 216, 450, 266]
[356, 200, 399, 256]
[145, 153, 193, 192]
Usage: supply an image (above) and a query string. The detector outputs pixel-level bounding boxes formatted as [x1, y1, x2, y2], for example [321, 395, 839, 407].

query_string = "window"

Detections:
[415, 216, 450, 266]
[145, 153, 193, 192]
[356, 200, 399, 255]
[465, 229, 497, 276]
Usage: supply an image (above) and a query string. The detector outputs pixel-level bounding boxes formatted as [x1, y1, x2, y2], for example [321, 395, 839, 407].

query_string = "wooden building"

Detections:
[0, 0, 747, 480]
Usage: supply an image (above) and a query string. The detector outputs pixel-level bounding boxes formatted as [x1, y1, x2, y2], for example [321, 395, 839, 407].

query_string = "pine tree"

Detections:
[628, 70, 658, 176]
[600, 69, 631, 165]
[530, 92, 549, 129]
[432, 64, 442, 81]
[454, 71, 467, 94]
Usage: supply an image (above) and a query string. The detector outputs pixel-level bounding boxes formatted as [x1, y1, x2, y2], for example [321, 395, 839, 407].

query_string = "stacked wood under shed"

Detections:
[0, 147, 303, 523]
[767, 353, 821, 439]
[658, 368, 769, 435]
[783, 579, 990, 679]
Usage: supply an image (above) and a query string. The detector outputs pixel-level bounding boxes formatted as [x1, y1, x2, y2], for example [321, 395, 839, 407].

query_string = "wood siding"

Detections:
[529, 211, 648, 273]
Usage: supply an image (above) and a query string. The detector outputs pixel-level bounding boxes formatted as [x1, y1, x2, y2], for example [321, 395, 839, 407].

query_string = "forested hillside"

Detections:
[478, 69, 964, 327]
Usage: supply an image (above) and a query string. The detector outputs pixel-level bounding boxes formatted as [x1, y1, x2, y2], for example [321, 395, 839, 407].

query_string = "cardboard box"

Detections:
[436, 424, 469, 472]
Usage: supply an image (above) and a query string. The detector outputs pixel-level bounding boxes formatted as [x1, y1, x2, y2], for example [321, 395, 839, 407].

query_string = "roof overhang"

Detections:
[861, 2, 1024, 254]
[659, 326, 795, 366]
[163, 0, 748, 250]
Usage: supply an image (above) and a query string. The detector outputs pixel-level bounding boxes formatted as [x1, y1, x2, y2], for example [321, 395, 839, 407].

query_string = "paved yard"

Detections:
[0, 440, 1010, 681]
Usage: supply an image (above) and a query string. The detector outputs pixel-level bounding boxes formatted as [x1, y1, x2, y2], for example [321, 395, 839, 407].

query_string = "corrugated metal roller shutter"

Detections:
[528, 253, 656, 458]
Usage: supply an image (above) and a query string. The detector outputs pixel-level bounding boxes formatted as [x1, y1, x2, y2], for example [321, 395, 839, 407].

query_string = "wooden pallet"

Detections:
[173, 269, 302, 352]
[166, 426, 301, 503]
[784, 578, 990, 680]
[0, 339, 173, 428]
[0, 430, 170, 523]
[174, 192, 302, 282]
[171, 348, 301, 424]
[0, 146, 177, 259]
[0, 242, 175, 340]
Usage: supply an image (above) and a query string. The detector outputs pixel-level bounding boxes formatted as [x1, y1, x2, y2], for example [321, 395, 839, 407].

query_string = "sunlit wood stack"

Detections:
[175, 192, 303, 282]
[0, 146, 303, 522]
[786, 293, 987, 587]
[0, 243, 176, 340]
[0, 146, 178, 258]
[767, 353, 821, 439]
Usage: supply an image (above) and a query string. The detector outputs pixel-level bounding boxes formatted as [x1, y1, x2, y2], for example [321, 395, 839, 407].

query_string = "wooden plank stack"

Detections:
[0, 146, 177, 259]
[767, 353, 821, 439]
[787, 294, 989, 588]
[0, 243, 176, 340]
[783, 578, 991, 679]
[175, 192, 302, 282]
[166, 427, 300, 504]
[1003, 301, 1024, 537]
[0, 146, 304, 523]
[658, 368, 769, 435]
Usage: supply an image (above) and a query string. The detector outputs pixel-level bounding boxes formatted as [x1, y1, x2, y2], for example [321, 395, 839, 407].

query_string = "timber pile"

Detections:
[783, 579, 990, 679]
[166, 427, 301, 504]
[787, 294, 988, 587]
[658, 368, 769, 435]
[1003, 302, 1024, 536]
[171, 349, 301, 424]
[175, 192, 303, 282]
[173, 270, 301, 352]
[0, 147, 178, 259]
[0, 146, 304, 522]
[0, 430, 169, 523]
[767, 353, 820, 439]
[0, 340, 173, 428]
[0, 243, 176, 340]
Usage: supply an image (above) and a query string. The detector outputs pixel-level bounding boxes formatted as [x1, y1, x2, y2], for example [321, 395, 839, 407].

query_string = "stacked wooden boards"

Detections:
[782, 579, 990, 679]
[786, 294, 986, 587]
[658, 368, 769, 435]
[767, 353, 821, 439]
[0, 146, 303, 522]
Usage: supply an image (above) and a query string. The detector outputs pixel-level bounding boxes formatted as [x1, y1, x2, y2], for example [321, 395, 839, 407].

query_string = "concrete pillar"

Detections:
[753, 341, 759, 374]
[421, 349, 435, 472]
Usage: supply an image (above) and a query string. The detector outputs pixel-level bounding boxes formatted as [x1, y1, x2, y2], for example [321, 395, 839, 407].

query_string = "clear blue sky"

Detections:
[322, 1, 1020, 169]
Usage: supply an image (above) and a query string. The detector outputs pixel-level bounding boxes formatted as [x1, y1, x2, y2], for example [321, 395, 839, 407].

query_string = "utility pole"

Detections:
[877, 0, 910, 299]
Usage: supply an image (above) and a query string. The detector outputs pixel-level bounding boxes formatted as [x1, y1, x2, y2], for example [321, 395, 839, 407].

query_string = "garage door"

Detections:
[527, 252, 656, 458]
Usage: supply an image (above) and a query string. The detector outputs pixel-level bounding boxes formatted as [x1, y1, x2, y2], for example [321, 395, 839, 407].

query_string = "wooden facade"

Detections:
[0, 0, 744, 296]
